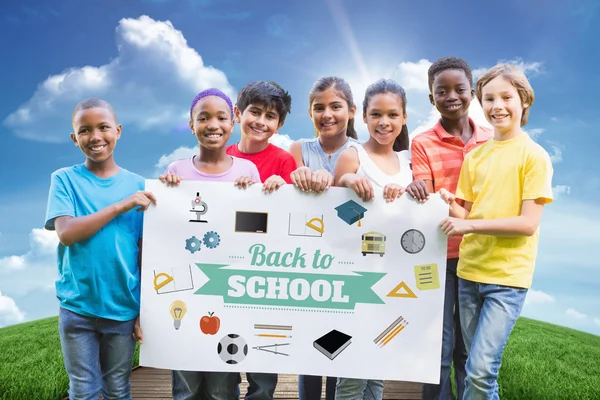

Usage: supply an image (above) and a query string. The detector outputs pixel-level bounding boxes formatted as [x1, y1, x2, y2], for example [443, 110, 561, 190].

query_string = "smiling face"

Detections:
[481, 75, 528, 136]
[71, 107, 121, 165]
[190, 96, 234, 151]
[430, 69, 474, 120]
[363, 92, 407, 147]
[235, 103, 282, 144]
[309, 88, 356, 138]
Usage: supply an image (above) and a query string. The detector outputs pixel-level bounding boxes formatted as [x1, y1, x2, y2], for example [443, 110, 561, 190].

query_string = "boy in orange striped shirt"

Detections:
[406, 57, 492, 400]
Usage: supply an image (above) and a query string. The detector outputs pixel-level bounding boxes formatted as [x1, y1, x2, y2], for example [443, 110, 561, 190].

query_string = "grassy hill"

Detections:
[1, 316, 599, 399]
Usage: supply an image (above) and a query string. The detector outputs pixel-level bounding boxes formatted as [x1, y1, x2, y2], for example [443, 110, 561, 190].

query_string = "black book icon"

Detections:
[313, 329, 352, 360]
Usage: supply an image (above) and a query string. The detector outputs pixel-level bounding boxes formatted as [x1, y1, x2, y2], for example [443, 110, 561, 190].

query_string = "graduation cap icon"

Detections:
[335, 200, 367, 226]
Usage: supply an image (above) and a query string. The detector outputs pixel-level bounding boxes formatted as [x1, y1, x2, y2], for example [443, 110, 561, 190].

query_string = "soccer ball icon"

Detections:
[217, 333, 248, 364]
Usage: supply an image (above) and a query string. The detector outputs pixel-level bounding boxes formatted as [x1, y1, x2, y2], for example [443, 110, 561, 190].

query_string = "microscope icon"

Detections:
[190, 192, 208, 223]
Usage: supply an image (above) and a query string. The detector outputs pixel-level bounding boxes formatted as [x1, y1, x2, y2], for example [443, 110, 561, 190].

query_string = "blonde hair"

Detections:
[476, 64, 535, 126]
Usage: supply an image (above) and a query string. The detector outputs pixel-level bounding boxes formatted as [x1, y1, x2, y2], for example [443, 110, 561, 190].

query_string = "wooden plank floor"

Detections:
[131, 367, 422, 400]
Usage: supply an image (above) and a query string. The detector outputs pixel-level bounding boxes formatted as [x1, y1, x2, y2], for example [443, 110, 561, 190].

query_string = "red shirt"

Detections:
[411, 118, 493, 259]
[226, 143, 297, 184]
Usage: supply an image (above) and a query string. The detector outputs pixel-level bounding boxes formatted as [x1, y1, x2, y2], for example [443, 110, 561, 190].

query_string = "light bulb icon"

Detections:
[169, 300, 187, 330]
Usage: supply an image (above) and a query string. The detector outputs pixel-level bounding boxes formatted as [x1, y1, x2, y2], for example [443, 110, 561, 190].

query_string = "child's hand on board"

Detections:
[159, 173, 184, 187]
[117, 191, 157, 213]
[292, 167, 332, 194]
[309, 169, 333, 193]
[345, 174, 374, 202]
[133, 316, 143, 344]
[383, 184, 405, 202]
[291, 167, 312, 192]
[263, 175, 286, 193]
[438, 188, 456, 205]
[440, 217, 472, 236]
[406, 180, 430, 203]
[235, 176, 256, 189]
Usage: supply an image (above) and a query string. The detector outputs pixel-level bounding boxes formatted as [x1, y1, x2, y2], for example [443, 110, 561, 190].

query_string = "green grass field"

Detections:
[1, 316, 599, 399]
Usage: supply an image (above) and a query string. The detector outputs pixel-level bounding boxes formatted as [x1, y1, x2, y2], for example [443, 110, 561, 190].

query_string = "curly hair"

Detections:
[427, 56, 473, 92]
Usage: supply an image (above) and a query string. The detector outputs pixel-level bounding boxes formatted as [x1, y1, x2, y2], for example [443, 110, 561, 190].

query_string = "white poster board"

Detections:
[140, 181, 448, 383]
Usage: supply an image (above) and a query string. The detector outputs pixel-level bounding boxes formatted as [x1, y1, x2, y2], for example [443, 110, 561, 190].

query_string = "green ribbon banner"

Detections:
[193, 263, 386, 310]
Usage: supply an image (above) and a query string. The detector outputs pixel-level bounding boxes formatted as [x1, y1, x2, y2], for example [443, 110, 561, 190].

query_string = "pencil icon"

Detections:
[373, 316, 408, 347]
[254, 324, 293, 331]
[254, 334, 292, 338]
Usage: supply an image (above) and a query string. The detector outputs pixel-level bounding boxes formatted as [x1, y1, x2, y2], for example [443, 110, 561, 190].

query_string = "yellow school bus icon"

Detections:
[361, 232, 386, 257]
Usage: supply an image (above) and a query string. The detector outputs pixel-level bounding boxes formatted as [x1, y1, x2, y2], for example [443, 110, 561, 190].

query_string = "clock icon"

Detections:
[401, 229, 426, 254]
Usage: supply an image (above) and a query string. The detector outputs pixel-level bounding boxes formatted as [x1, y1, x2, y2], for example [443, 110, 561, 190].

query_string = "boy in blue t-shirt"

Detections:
[45, 98, 156, 400]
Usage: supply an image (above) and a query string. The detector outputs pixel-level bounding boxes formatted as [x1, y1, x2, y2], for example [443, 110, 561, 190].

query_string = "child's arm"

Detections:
[54, 191, 156, 247]
[406, 139, 434, 202]
[334, 148, 374, 202]
[289, 141, 305, 167]
[441, 199, 545, 237]
[441, 148, 553, 237]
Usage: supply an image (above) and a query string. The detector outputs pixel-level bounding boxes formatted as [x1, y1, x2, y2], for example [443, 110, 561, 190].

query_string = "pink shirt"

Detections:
[165, 156, 261, 183]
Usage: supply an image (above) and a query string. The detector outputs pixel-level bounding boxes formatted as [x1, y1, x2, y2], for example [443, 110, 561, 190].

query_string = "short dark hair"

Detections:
[72, 98, 116, 123]
[362, 79, 409, 152]
[428, 57, 473, 93]
[236, 81, 292, 124]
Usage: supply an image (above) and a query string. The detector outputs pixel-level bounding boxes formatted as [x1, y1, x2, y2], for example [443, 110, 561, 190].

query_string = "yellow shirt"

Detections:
[455, 133, 553, 288]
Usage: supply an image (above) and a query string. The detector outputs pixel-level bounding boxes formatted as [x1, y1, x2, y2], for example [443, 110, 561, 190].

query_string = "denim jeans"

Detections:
[459, 278, 527, 400]
[171, 370, 240, 400]
[58, 307, 137, 400]
[245, 373, 278, 400]
[335, 378, 384, 400]
[299, 375, 337, 400]
[422, 259, 467, 400]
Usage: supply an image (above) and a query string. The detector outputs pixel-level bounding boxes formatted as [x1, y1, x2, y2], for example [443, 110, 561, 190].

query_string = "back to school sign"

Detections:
[139, 181, 448, 383]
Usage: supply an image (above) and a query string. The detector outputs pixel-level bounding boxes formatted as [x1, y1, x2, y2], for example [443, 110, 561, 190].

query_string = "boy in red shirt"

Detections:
[406, 57, 493, 400]
[227, 81, 297, 193]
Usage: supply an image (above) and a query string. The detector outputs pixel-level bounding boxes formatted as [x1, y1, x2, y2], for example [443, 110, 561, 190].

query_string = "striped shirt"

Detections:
[411, 118, 493, 259]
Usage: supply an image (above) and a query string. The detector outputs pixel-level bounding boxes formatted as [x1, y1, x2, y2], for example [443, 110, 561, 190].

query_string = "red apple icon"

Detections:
[200, 312, 220, 335]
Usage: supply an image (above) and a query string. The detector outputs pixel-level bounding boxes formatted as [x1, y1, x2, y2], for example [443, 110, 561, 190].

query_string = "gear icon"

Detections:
[203, 231, 221, 249]
[185, 236, 202, 254]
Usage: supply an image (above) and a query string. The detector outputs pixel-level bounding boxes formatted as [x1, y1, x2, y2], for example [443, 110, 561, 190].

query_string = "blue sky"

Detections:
[1, 0, 599, 335]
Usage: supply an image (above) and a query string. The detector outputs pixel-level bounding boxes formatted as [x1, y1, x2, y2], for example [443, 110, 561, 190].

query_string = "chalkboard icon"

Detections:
[235, 211, 269, 233]
[313, 329, 352, 360]
[335, 200, 367, 226]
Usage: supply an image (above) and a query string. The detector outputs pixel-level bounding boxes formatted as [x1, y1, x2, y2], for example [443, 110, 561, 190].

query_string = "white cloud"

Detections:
[524, 289, 556, 307]
[0, 291, 25, 328]
[594, 318, 600, 327]
[393, 59, 432, 92]
[3, 15, 234, 143]
[0, 229, 58, 298]
[473, 58, 543, 79]
[553, 185, 571, 197]
[269, 133, 294, 150]
[527, 128, 544, 140]
[155, 145, 198, 175]
[566, 308, 587, 320]
[549, 145, 563, 163]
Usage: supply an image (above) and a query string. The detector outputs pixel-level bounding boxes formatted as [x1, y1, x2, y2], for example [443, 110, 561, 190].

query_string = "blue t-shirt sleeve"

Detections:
[45, 171, 75, 231]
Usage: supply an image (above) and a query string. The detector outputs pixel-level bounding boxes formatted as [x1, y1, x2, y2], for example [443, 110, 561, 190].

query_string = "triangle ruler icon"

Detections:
[386, 281, 417, 298]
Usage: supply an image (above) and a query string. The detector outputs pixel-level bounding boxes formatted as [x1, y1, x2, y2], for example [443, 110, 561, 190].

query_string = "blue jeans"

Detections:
[459, 278, 527, 400]
[422, 259, 467, 400]
[58, 307, 137, 400]
[299, 375, 336, 400]
[171, 370, 240, 400]
[245, 373, 278, 400]
[335, 378, 384, 400]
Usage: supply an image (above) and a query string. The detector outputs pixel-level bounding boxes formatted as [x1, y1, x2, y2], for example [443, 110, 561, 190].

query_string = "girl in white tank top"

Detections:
[333, 78, 413, 400]
[335, 79, 413, 204]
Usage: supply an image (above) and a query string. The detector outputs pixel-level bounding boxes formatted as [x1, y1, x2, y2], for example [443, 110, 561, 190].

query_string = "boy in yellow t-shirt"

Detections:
[439, 64, 553, 399]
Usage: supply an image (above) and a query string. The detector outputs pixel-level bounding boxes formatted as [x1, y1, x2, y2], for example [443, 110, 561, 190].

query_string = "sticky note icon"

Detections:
[335, 200, 367, 226]
[414, 263, 440, 291]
